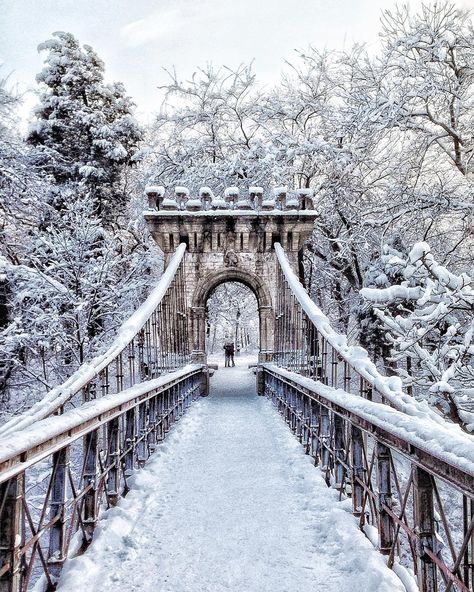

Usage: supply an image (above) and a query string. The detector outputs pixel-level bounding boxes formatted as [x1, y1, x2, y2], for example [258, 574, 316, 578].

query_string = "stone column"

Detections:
[191, 306, 207, 364]
[259, 305, 274, 362]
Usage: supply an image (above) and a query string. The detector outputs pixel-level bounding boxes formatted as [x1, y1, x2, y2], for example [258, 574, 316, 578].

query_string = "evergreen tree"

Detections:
[0, 36, 160, 418]
[28, 31, 143, 220]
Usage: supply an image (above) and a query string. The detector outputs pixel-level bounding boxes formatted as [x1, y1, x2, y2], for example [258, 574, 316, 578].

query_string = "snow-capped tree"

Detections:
[378, 1, 474, 177]
[361, 241, 474, 430]
[0, 74, 52, 400]
[1, 185, 162, 416]
[0, 38, 161, 416]
[143, 64, 278, 193]
[27, 31, 143, 220]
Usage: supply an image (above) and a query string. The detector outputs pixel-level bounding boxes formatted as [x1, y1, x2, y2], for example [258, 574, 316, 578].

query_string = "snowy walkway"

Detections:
[58, 360, 404, 592]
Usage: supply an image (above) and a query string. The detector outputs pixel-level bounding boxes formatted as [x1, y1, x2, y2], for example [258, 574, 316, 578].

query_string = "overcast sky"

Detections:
[0, 0, 471, 123]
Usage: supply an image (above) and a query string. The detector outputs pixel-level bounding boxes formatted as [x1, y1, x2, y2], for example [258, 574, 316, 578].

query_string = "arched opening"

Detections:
[190, 268, 274, 364]
[205, 282, 259, 365]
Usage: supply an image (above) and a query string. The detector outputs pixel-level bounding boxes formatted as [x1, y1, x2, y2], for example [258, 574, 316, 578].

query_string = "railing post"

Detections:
[351, 425, 364, 517]
[376, 442, 393, 554]
[0, 476, 24, 592]
[413, 466, 438, 592]
[124, 408, 136, 486]
[302, 395, 311, 453]
[82, 430, 98, 543]
[309, 400, 320, 460]
[463, 495, 474, 589]
[256, 367, 265, 396]
[157, 392, 165, 442]
[137, 402, 148, 468]
[47, 447, 69, 582]
[334, 414, 345, 491]
[147, 396, 158, 452]
[163, 389, 170, 434]
[197, 369, 209, 397]
[106, 417, 120, 506]
[319, 406, 330, 473]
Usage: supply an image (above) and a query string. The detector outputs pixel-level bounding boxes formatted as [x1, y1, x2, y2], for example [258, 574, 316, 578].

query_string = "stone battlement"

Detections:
[144, 185, 316, 213]
[144, 186, 318, 256]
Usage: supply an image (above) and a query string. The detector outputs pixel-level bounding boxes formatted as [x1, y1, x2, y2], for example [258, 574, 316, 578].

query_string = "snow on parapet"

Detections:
[144, 185, 165, 196]
[143, 186, 317, 213]
[199, 187, 214, 198]
[274, 243, 468, 431]
[199, 187, 214, 210]
[144, 185, 166, 209]
[0, 244, 188, 437]
[224, 186, 239, 197]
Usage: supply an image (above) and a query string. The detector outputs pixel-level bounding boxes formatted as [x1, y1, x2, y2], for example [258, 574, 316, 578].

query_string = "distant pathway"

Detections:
[58, 358, 404, 592]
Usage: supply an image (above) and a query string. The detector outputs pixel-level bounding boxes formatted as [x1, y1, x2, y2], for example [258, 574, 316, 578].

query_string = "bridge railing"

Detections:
[0, 243, 206, 591]
[269, 243, 474, 592]
[0, 365, 203, 592]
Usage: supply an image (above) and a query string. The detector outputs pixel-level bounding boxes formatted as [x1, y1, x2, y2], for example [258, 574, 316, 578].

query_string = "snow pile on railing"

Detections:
[0, 365, 201, 481]
[265, 364, 474, 477]
[0, 244, 187, 438]
[274, 243, 470, 432]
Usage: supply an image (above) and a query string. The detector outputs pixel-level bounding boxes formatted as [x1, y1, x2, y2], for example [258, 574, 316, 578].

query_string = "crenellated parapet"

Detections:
[144, 185, 316, 213]
[144, 185, 318, 256]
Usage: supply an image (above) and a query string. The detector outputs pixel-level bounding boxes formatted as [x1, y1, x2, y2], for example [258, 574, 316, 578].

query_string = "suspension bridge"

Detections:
[0, 186, 473, 592]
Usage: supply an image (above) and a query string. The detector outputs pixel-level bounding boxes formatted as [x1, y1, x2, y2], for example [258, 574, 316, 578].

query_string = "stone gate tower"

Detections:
[144, 186, 318, 363]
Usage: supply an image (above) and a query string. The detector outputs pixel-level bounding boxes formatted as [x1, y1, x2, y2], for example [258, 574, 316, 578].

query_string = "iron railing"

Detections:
[0, 243, 204, 591]
[269, 243, 474, 592]
[0, 366, 203, 592]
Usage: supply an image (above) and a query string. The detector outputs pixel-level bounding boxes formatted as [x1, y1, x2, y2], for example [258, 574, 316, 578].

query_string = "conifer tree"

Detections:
[28, 31, 143, 220]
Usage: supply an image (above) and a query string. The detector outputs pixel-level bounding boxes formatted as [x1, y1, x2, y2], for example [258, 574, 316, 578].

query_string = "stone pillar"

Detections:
[191, 306, 207, 364]
[258, 305, 274, 362]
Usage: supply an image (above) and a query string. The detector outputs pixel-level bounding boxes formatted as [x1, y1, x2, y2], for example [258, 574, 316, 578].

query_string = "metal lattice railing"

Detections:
[266, 243, 474, 592]
[0, 244, 206, 592]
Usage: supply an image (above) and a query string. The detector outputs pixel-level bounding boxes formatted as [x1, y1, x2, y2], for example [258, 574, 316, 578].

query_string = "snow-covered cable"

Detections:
[0, 243, 187, 437]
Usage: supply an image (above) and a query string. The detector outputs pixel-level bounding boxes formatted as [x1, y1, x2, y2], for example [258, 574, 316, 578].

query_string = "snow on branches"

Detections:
[361, 241, 474, 431]
[27, 31, 143, 220]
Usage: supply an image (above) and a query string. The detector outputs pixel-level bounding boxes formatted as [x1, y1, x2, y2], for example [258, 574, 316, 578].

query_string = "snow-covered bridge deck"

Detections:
[56, 361, 404, 592]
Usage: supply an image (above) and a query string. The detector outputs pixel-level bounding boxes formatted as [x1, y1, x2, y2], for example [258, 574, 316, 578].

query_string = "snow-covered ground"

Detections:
[57, 358, 404, 592]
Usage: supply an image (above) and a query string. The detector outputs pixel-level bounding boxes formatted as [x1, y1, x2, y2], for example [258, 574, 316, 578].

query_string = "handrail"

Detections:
[0, 363, 204, 590]
[0, 243, 188, 437]
[261, 363, 474, 592]
[263, 363, 474, 495]
[0, 364, 203, 485]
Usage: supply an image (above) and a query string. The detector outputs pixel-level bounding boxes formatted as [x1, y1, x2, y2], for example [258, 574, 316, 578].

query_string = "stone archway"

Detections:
[190, 268, 274, 363]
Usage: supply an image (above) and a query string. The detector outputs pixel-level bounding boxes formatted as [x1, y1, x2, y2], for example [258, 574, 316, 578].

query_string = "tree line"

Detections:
[1, 2, 473, 428]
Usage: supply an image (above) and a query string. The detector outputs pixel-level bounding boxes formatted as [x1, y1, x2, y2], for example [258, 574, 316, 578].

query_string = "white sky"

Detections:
[0, 0, 472, 123]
